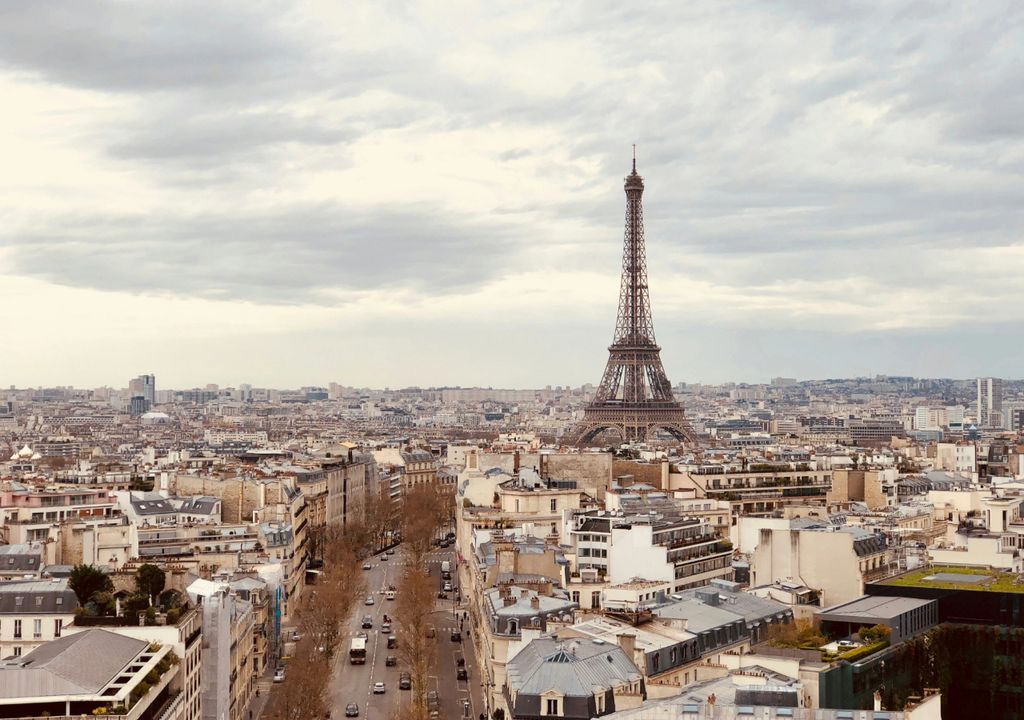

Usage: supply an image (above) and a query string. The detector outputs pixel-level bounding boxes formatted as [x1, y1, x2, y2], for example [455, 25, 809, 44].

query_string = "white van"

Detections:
[440, 560, 451, 573]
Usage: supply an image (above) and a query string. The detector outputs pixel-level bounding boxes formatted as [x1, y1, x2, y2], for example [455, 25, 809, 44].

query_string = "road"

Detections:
[323, 545, 484, 720]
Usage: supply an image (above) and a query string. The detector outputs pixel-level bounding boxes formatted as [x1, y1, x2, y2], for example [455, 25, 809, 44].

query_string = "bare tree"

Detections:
[263, 636, 329, 720]
[400, 484, 450, 567]
[395, 567, 437, 720]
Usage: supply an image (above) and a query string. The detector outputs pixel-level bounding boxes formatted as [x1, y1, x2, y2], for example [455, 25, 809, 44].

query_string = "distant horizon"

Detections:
[5, 374, 1021, 394]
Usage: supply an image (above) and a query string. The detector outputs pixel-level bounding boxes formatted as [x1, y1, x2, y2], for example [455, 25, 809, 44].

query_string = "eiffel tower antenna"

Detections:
[570, 154, 698, 445]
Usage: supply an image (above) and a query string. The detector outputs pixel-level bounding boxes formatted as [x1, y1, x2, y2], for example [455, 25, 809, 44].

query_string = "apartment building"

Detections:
[669, 464, 832, 517]
[0, 579, 78, 657]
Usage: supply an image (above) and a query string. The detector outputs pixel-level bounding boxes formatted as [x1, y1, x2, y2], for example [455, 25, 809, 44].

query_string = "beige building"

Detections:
[827, 468, 898, 510]
[669, 465, 832, 517]
[751, 526, 895, 607]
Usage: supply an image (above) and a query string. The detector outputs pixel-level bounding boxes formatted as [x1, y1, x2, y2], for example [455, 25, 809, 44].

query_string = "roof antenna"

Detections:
[632, 144, 636, 172]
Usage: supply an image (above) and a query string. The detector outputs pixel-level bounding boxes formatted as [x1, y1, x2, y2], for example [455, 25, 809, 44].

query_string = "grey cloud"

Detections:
[4, 204, 523, 304]
[0, 1, 304, 93]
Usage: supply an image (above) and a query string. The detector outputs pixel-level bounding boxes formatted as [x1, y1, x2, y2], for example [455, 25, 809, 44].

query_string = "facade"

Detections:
[187, 578, 256, 720]
[977, 377, 1004, 427]
[669, 465, 832, 517]
[0, 579, 79, 657]
[751, 526, 894, 607]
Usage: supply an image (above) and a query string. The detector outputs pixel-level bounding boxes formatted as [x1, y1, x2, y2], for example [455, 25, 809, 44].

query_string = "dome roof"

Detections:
[17, 445, 33, 459]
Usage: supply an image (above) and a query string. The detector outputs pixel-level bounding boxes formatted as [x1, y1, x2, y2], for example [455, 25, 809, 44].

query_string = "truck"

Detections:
[349, 636, 367, 665]
[440, 560, 451, 573]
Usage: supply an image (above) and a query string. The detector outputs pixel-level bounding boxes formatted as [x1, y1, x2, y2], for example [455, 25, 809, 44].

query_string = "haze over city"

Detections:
[2, 1, 1023, 388]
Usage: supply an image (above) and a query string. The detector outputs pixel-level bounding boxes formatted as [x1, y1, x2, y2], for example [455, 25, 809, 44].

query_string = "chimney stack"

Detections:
[514, 450, 520, 475]
[616, 632, 637, 660]
[530, 596, 540, 610]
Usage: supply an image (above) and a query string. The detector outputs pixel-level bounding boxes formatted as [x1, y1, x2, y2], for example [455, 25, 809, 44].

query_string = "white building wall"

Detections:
[607, 525, 671, 585]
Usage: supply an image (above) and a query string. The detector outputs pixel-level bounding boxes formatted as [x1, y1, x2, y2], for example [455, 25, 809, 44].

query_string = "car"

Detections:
[443, 582, 452, 592]
[426, 690, 440, 711]
[399, 672, 412, 690]
[373, 682, 386, 694]
[361, 616, 373, 629]
[365, 596, 375, 606]
[439, 539, 450, 548]
[441, 571, 451, 581]
[446, 531, 455, 540]
[450, 630, 462, 642]
[837, 640, 857, 648]
[437, 591, 448, 599]
[456, 657, 465, 667]
[345, 704, 360, 717]
[381, 621, 392, 632]
[362, 562, 372, 570]
[457, 667, 468, 680]
[385, 590, 396, 600]
[386, 548, 396, 555]
[380, 554, 388, 561]
[273, 668, 285, 683]
[387, 635, 397, 648]
[385, 655, 397, 667]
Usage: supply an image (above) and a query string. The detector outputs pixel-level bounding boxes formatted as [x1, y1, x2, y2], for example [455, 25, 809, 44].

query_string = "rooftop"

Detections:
[880, 565, 1024, 593]
[819, 594, 934, 621]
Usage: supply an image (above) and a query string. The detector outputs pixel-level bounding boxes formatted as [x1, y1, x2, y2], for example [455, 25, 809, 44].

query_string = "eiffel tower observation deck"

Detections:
[572, 154, 698, 445]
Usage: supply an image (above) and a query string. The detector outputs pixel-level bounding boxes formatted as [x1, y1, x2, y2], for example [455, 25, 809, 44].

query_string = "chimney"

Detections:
[504, 596, 515, 608]
[616, 632, 637, 660]
[520, 589, 529, 599]
[530, 596, 540, 610]
[514, 451, 520, 475]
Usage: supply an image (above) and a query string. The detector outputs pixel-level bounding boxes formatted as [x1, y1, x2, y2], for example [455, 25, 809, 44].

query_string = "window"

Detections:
[54, 619, 62, 638]
[550, 499, 557, 512]
[546, 699, 558, 715]
[13, 620, 22, 639]
[33, 619, 41, 639]
[12, 647, 21, 658]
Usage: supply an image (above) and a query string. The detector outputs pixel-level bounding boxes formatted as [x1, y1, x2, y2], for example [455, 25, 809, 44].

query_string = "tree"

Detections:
[262, 636, 330, 720]
[69, 564, 113, 606]
[395, 567, 437, 720]
[400, 484, 450, 567]
[135, 564, 166, 600]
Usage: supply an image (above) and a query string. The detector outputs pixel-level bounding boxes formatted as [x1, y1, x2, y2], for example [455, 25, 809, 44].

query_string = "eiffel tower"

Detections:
[572, 154, 698, 445]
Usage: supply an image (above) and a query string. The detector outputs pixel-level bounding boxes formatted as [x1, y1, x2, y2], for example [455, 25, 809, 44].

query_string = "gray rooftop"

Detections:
[506, 636, 641, 697]
[0, 579, 79, 614]
[0, 629, 148, 698]
[655, 598, 748, 634]
[819, 594, 935, 622]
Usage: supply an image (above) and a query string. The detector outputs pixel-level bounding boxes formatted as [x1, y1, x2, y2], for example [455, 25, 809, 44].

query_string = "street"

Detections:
[321, 545, 484, 720]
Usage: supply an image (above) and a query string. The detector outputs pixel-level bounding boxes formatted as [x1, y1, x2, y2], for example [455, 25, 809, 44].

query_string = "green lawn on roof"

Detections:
[883, 565, 1024, 593]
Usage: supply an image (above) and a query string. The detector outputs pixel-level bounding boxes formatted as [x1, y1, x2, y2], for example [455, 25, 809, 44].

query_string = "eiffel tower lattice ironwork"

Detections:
[572, 155, 699, 445]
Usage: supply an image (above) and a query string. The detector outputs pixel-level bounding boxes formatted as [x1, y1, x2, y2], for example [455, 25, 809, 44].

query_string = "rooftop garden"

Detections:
[882, 565, 1024, 593]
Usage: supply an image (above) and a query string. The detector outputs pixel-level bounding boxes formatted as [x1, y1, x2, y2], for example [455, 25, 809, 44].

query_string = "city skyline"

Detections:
[3, 2, 1023, 388]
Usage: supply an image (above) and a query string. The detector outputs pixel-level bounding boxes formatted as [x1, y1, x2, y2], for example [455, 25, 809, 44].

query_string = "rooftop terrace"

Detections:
[880, 565, 1024, 593]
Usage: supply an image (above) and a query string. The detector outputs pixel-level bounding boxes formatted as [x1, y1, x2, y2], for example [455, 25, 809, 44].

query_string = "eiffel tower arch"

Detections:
[570, 156, 698, 446]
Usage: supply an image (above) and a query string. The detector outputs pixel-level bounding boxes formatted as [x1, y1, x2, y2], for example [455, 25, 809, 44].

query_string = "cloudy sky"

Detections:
[2, 1, 1023, 390]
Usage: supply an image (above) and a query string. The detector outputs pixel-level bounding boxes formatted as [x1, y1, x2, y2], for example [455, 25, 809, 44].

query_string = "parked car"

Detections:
[439, 539, 450, 548]
[399, 672, 412, 690]
[273, 668, 285, 683]
[457, 667, 468, 680]
[450, 630, 462, 642]
[441, 571, 451, 581]
[446, 531, 455, 540]
[361, 616, 373, 629]
[385, 655, 397, 667]
[437, 591, 448, 599]
[385, 590, 396, 601]
[426, 691, 440, 711]
[345, 704, 359, 717]
[386, 548, 396, 555]
[373, 682, 386, 694]
[442, 582, 452, 592]
[362, 562, 372, 571]
[380, 554, 388, 561]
